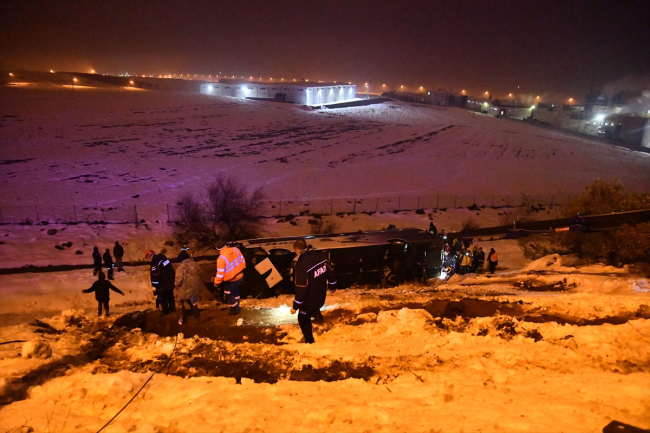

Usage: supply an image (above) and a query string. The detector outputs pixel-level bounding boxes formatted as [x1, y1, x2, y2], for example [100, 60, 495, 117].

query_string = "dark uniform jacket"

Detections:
[92, 250, 102, 266]
[293, 250, 337, 312]
[113, 244, 124, 258]
[83, 280, 124, 302]
[150, 253, 175, 294]
[103, 251, 113, 267]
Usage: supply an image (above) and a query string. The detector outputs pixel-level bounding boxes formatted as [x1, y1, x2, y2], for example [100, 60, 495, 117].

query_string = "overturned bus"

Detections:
[231, 228, 445, 299]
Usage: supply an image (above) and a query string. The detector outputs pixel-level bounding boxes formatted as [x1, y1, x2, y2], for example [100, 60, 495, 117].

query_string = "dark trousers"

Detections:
[223, 279, 242, 312]
[158, 290, 176, 314]
[107, 265, 114, 280]
[298, 308, 322, 344]
[489, 261, 498, 274]
[115, 257, 123, 271]
[97, 300, 110, 316]
[93, 263, 102, 276]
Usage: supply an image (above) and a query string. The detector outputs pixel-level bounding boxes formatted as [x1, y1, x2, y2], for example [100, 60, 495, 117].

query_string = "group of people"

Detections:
[81, 236, 338, 344]
[91, 241, 125, 280]
[443, 238, 499, 275]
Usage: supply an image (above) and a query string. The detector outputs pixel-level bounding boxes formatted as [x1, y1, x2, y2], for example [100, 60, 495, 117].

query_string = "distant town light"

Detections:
[129, 80, 134, 85]
[50, 70, 54, 73]
[8, 72, 13, 76]
[91, 69, 95, 74]
[73, 78, 78, 82]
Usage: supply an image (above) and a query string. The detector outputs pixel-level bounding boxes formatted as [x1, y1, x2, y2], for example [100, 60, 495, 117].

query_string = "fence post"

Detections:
[279, 200, 282, 217]
[375, 198, 379, 213]
[550, 195, 554, 206]
[134, 205, 138, 225]
[73, 206, 77, 222]
[100, 207, 107, 223]
[167, 204, 170, 223]
[307, 201, 310, 214]
[35, 205, 40, 223]
[0, 208, 3, 224]
[330, 199, 333, 215]
[417, 196, 420, 210]
[397, 196, 401, 212]
[353, 199, 356, 213]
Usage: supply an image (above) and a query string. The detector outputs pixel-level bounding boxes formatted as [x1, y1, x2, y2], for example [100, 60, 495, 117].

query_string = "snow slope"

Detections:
[1, 85, 649, 214]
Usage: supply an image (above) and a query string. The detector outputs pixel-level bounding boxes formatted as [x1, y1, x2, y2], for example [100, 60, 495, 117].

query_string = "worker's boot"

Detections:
[192, 304, 200, 319]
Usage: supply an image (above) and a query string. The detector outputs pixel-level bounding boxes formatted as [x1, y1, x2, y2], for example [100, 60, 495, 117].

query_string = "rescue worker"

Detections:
[213, 239, 246, 315]
[145, 249, 176, 314]
[460, 250, 472, 275]
[475, 247, 485, 273]
[175, 247, 203, 324]
[290, 239, 337, 344]
[487, 248, 499, 274]
[103, 248, 114, 280]
[82, 271, 124, 317]
[113, 241, 125, 272]
[92, 246, 102, 276]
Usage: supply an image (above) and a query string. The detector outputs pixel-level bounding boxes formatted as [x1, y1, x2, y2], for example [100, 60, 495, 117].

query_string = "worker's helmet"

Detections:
[182, 245, 189, 251]
[144, 249, 155, 261]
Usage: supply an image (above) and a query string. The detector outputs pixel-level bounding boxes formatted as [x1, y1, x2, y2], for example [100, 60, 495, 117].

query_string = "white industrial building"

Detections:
[199, 79, 356, 105]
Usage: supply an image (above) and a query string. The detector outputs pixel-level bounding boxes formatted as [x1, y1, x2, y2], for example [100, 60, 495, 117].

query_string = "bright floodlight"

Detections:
[129, 80, 134, 85]
[595, 114, 605, 121]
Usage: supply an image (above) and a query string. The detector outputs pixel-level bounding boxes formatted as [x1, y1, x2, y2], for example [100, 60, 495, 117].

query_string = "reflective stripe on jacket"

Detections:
[214, 246, 246, 284]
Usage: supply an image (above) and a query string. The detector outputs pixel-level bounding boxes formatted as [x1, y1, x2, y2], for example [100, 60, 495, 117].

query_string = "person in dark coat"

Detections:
[145, 249, 176, 314]
[487, 248, 499, 274]
[290, 239, 337, 344]
[92, 246, 102, 276]
[113, 241, 125, 272]
[475, 247, 485, 273]
[103, 249, 114, 280]
[83, 271, 124, 316]
[428, 221, 438, 236]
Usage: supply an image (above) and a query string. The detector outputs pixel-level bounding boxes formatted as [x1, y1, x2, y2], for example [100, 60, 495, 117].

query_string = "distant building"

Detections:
[199, 79, 356, 105]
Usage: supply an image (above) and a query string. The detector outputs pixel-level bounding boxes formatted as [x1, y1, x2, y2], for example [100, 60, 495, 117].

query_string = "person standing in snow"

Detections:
[487, 248, 499, 274]
[175, 247, 203, 324]
[113, 241, 125, 272]
[92, 246, 102, 276]
[213, 239, 246, 316]
[460, 250, 472, 275]
[475, 247, 485, 273]
[145, 249, 176, 314]
[82, 271, 124, 316]
[428, 221, 438, 236]
[103, 248, 115, 280]
[290, 239, 337, 344]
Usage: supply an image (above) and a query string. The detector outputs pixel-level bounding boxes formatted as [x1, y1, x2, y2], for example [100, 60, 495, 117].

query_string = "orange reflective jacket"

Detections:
[214, 246, 246, 284]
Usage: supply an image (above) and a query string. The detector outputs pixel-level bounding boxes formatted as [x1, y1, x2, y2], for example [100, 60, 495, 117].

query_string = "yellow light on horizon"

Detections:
[508, 93, 513, 97]
[129, 80, 134, 85]
[485, 91, 489, 95]
[73, 78, 78, 82]
[91, 69, 95, 74]
[382, 84, 386, 87]
[50, 70, 54, 73]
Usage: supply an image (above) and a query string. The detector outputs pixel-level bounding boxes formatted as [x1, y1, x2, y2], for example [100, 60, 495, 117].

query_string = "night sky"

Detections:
[1, 0, 649, 99]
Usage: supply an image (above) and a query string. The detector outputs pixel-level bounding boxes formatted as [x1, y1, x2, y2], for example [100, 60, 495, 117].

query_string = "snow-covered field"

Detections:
[1, 82, 649, 432]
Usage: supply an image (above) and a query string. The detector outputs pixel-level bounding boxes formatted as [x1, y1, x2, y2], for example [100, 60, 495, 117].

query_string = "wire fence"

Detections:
[0, 193, 574, 225]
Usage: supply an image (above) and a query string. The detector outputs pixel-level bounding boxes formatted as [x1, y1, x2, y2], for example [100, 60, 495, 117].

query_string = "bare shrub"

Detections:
[311, 218, 339, 235]
[564, 178, 650, 216]
[518, 233, 570, 260]
[461, 218, 480, 231]
[521, 223, 650, 266]
[174, 176, 265, 250]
